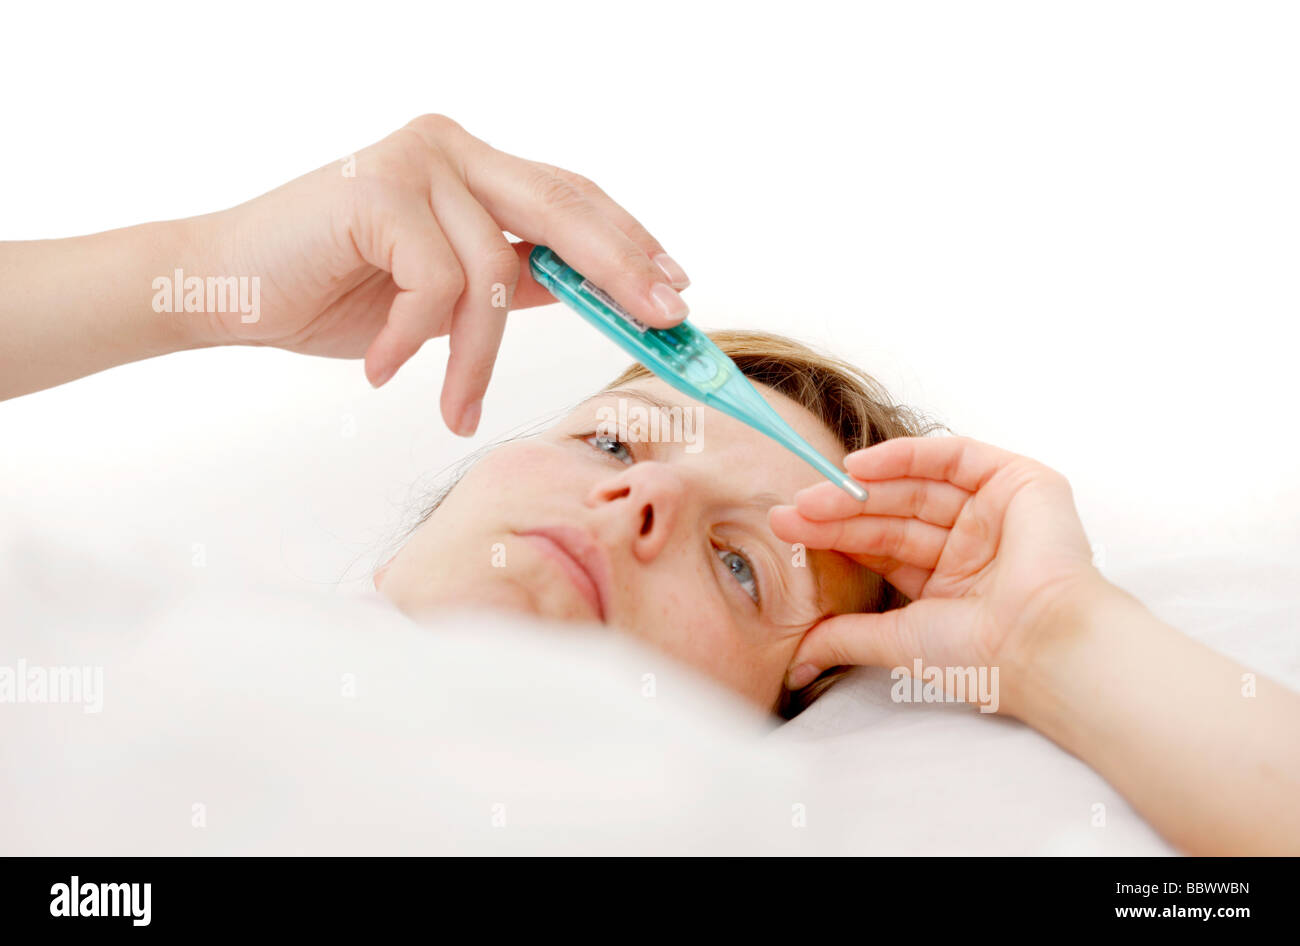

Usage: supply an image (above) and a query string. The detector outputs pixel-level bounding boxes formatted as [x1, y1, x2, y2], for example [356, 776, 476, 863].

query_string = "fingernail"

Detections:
[650, 283, 689, 322]
[458, 399, 482, 437]
[370, 363, 396, 388]
[653, 253, 691, 289]
[787, 663, 819, 690]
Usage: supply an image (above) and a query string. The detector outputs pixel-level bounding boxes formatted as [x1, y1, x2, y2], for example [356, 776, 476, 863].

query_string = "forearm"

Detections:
[0, 219, 211, 400]
[1010, 579, 1300, 855]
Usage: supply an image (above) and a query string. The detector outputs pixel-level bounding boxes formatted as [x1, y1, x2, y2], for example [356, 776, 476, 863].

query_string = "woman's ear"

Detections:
[373, 558, 393, 591]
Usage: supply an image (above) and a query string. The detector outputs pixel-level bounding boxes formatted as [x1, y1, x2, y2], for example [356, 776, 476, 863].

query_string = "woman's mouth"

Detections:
[515, 526, 611, 622]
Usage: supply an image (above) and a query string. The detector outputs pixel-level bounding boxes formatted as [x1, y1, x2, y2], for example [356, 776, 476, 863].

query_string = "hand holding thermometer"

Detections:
[529, 245, 869, 502]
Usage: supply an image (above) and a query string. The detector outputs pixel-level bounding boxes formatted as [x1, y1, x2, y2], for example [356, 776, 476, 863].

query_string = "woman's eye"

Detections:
[583, 433, 634, 465]
[717, 547, 760, 603]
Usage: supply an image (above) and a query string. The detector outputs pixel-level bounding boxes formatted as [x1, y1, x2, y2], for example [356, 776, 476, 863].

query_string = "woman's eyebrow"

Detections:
[743, 490, 785, 510]
[578, 387, 680, 413]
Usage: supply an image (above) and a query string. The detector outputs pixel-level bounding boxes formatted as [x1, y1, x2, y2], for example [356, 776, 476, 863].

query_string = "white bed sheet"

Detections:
[2, 342, 1297, 855]
[4, 522, 1295, 854]
[774, 548, 1300, 855]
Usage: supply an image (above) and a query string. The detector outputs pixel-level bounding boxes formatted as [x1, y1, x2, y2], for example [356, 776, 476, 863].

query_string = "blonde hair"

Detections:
[600, 330, 949, 719]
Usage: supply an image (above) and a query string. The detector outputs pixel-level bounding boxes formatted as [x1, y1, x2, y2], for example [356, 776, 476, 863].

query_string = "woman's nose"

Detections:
[585, 462, 684, 562]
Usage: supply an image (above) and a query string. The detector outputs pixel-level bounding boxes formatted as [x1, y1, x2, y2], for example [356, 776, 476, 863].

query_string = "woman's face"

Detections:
[377, 376, 871, 712]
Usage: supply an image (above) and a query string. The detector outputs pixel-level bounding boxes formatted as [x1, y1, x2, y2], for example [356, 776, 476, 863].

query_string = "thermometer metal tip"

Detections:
[839, 477, 869, 502]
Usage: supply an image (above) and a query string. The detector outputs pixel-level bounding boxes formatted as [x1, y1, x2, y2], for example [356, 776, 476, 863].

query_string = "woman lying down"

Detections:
[3, 114, 1297, 856]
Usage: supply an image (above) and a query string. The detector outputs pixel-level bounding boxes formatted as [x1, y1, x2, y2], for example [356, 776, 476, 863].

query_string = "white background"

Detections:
[2, 0, 1297, 594]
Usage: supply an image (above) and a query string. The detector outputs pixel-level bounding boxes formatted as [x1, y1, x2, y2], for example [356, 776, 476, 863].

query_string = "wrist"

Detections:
[148, 213, 230, 352]
[1000, 572, 1150, 733]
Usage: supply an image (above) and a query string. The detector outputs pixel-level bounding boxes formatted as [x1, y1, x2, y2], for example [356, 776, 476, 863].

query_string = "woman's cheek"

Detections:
[625, 575, 718, 654]
[483, 437, 592, 486]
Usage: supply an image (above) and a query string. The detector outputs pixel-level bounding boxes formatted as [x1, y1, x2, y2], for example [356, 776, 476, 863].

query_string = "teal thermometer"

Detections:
[529, 245, 869, 502]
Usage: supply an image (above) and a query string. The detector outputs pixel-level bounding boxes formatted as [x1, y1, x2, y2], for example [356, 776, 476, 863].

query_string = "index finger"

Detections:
[459, 144, 690, 328]
[500, 238, 680, 313]
[845, 436, 1024, 494]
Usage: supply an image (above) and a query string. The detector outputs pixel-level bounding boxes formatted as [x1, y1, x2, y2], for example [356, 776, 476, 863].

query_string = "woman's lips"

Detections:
[516, 526, 611, 622]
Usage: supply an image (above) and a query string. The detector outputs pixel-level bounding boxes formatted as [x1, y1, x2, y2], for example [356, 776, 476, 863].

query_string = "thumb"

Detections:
[785, 597, 973, 690]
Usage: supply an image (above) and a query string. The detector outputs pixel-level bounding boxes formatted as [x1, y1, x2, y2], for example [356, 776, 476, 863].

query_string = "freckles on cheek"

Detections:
[622, 577, 688, 634]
